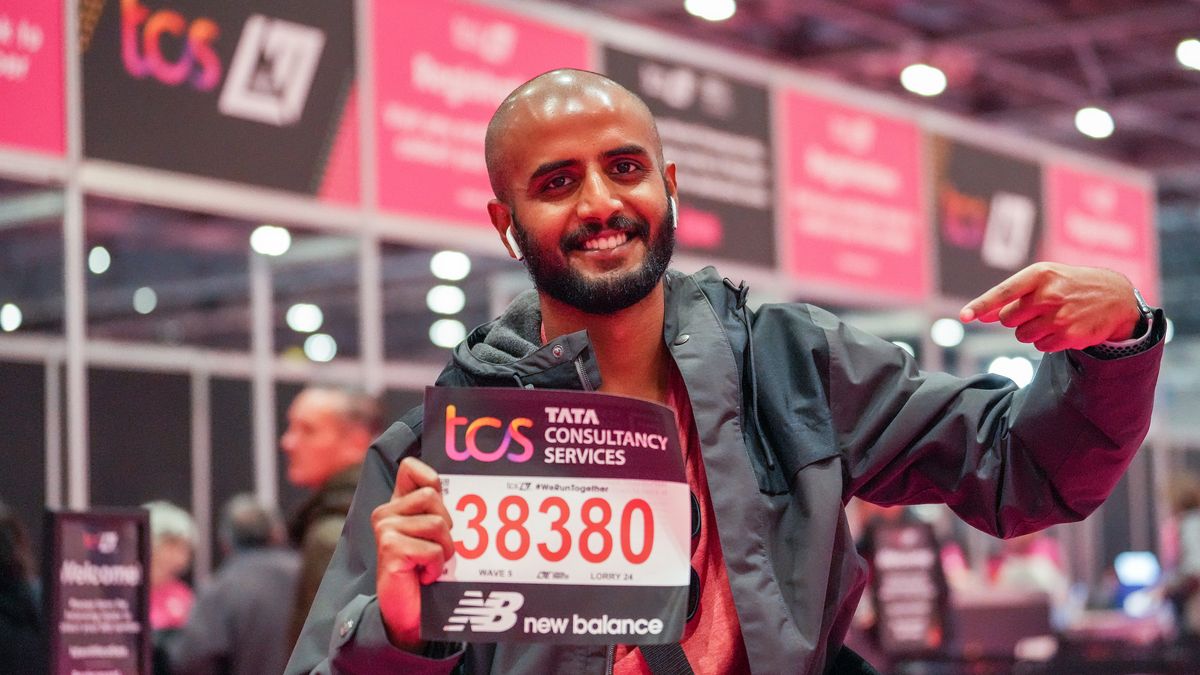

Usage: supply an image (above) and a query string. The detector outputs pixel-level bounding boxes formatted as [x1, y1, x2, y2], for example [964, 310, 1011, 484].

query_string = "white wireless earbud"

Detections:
[505, 227, 523, 260]
[669, 196, 679, 231]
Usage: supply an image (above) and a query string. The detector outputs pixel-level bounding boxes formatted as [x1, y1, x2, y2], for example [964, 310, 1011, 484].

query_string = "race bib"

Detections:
[419, 386, 690, 644]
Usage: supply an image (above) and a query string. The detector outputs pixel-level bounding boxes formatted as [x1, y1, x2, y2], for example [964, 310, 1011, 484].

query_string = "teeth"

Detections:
[583, 232, 628, 251]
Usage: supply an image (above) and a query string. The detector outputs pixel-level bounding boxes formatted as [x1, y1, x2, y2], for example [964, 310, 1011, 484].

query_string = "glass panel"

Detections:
[89, 367, 191, 509]
[86, 196, 254, 349]
[0, 178, 65, 336]
[381, 242, 527, 363]
[273, 232, 360, 360]
[0, 360, 47, 561]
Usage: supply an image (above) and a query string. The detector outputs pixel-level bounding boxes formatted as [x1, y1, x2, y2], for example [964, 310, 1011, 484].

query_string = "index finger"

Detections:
[394, 456, 441, 499]
[959, 266, 1041, 323]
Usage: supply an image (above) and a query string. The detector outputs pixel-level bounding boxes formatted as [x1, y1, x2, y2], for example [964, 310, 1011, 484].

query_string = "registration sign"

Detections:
[420, 386, 690, 644]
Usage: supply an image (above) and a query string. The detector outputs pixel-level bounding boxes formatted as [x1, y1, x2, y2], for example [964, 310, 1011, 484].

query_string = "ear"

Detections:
[488, 199, 522, 260]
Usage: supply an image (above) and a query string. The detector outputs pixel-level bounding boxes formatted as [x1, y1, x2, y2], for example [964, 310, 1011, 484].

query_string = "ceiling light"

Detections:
[430, 250, 471, 281]
[899, 63, 946, 97]
[930, 318, 965, 348]
[132, 287, 157, 314]
[426, 285, 467, 315]
[250, 225, 292, 256]
[286, 303, 324, 333]
[1074, 107, 1114, 139]
[0, 303, 22, 332]
[430, 319, 466, 348]
[303, 333, 337, 362]
[88, 246, 111, 274]
[987, 356, 1034, 388]
[684, 0, 736, 22]
[1177, 38, 1200, 70]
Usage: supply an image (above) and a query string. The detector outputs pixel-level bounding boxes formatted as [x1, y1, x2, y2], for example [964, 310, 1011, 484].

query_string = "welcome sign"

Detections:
[44, 509, 151, 675]
[420, 386, 691, 644]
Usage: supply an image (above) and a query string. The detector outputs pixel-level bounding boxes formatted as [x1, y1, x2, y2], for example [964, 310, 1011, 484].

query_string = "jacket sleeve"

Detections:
[808, 305, 1164, 538]
[284, 413, 466, 674]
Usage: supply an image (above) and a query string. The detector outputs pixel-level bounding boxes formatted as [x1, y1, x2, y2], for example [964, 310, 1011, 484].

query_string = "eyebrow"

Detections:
[603, 144, 649, 159]
[529, 159, 575, 182]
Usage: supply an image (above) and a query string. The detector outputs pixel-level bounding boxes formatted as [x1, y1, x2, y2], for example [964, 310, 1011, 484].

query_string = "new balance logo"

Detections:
[218, 14, 325, 126]
[443, 590, 524, 633]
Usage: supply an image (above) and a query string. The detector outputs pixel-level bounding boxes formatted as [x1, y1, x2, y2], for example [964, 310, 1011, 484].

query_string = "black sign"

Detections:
[931, 135, 1044, 301]
[81, 0, 356, 197]
[603, 47, 777, 267]
[44, 509, 151, 675]
[864, 519, 948, 657]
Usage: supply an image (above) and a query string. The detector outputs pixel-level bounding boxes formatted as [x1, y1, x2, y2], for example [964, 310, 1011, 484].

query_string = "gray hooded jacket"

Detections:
[286, 267, 1164, 674]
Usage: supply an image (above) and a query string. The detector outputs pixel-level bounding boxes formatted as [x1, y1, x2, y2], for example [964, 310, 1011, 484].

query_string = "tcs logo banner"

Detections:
[444, 405, 533, 463]
[119, 0, 324, 126]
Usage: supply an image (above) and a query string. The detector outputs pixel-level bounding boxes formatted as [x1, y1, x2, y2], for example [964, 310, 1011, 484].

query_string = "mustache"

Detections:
[561, 214, 649, 251]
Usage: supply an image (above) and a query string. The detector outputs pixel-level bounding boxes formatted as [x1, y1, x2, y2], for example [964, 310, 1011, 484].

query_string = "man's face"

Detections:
[490, 95, 677, 314]
[280, 389, 355, 489]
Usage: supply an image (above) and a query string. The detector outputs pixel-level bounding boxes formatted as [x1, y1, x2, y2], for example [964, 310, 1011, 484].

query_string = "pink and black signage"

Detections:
[782, 91, 926, 299]
[373, 0, 590, 226]
[603, 47, 776, 267]
[1045, 165, 1158, 302]
[931, 136, 1044, 301]
[0, 0, 64, 155]
[45, 509, 152, 675]
[81, 0, 359, 202]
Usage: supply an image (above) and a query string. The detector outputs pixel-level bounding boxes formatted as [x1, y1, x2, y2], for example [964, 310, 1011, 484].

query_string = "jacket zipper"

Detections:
[605, 644, 615, 675]
[575, 356, 595, 391]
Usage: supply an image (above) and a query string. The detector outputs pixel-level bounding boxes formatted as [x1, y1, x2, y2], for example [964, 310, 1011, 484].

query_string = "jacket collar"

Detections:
[442, 268, 714, 389]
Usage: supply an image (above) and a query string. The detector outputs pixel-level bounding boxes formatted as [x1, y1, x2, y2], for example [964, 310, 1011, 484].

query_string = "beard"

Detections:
[512, 197, 675, 315]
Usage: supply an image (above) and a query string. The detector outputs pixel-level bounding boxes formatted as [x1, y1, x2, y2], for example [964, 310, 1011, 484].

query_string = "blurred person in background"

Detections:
[145, 500, 197, 675]
[170, 493, 300, 675]
[280, 385, 383, 648]
[991, 532, 1070, 609]
[145, 500, 197, 632]
[1165, 472, 1200, 641]
[0, 500, 45, 674]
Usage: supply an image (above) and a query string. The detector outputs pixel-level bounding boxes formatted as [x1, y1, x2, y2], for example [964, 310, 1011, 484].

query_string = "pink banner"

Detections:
[373, 0, 590, 227]
[1045, 165, 1158, 302]
[0, 0, 64, 155]
[782, 92, 926, 300]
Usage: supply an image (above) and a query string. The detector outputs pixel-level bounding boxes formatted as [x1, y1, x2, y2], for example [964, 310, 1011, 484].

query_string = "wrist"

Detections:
[1103, 287, 1153, 342]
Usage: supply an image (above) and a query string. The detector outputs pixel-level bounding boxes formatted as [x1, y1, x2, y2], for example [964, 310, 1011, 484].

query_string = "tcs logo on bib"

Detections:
[444, 405, 533, 463]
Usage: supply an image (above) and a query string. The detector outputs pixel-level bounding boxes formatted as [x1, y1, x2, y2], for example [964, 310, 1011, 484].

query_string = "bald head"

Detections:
[485, 69, 663, 202]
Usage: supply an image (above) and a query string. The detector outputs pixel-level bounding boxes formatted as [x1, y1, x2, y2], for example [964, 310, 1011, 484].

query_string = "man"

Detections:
[169, 494, 300, 675]
[281, 385, 383, 648]
[286, 69, 1164, 674]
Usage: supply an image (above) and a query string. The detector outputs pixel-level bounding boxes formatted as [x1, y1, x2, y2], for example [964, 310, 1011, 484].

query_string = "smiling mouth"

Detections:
[580, 230, 631, 252]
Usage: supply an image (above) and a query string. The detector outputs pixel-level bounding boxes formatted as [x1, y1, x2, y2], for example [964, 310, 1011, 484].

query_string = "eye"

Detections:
[612, 160, 641, 175]
[542, 174, 574, 192]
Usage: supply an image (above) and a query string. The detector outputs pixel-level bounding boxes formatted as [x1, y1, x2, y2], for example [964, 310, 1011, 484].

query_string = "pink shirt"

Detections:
[150, 578, 194, 631]
[614, 364, 749, 674]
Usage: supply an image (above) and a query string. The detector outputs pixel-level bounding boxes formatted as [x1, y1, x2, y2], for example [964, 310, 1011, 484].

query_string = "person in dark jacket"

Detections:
[0, 501, 44, 675]
[281, 385, 383, 648]
[169, 494, 300, 675]
[286, 69, 1165, 674]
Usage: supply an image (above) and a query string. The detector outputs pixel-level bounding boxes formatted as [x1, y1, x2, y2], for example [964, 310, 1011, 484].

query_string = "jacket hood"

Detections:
[439, 286, 600, 390]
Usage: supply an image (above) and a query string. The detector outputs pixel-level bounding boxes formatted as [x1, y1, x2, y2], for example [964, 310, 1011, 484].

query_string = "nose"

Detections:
[281, 428, 296, 454]
[575, 169, 621, 224]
